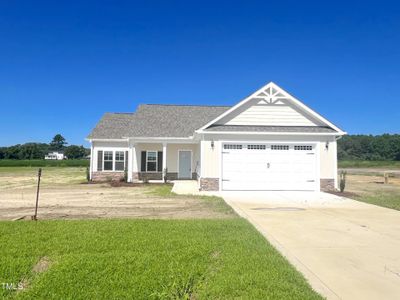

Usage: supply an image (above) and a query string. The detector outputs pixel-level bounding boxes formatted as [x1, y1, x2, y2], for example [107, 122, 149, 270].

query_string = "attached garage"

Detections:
[197, 82, 346, 192]
[221, 143, 318, 191]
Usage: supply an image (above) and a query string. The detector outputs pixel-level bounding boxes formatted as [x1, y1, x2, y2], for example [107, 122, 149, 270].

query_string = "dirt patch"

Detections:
[326, 190, 359, 198]
[0, 168, 234, 220]
[16, 257, 52, 291]
[32, 257, 51, 273]
[344, 174, 400, 195]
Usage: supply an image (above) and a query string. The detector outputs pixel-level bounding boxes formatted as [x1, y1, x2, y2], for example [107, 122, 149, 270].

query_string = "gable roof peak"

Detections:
[196, 81, 346, 134]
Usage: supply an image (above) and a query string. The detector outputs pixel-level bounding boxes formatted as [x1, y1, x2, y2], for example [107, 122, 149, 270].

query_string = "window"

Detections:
[271, 145, 289, 150]
[224, 144, 243, 150]
[247, 144, 266, 150]
[146, 151, 157, 172]
[104, 151, 113, 170]
[115, 151, 125, 171]
[294, 145, 313, 151]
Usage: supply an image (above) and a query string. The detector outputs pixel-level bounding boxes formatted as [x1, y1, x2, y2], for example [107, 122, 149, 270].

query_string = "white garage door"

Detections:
[222, 143, 317, 191]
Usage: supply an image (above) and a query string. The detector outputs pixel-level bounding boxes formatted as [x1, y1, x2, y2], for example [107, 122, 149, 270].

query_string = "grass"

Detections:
[0, 167, 87, 189]
[343, 174, 400, 211]
[339, 160, 400, 169]
[355, 192, 400, 211]
[0, 219, 322, 299]
[0, 159, 89, 168]
[147, 184, 234, 215]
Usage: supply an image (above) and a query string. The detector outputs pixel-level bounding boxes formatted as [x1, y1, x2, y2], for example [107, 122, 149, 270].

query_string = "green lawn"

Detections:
[339, 160, 400, 169]
[355, 192, 400, 211]
[0, 159, 89, 168]
[147, 184, 234, 215]
[0, 219, 321, 299]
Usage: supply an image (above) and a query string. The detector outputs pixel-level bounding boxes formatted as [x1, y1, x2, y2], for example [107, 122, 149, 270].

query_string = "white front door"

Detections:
[222, 143, 317, 191]
[178, 150, 192, 179]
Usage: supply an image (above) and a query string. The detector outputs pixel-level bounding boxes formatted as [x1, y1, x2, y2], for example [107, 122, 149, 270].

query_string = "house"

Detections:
[87, 82, 346, 191]
[44, 151, 66, 160]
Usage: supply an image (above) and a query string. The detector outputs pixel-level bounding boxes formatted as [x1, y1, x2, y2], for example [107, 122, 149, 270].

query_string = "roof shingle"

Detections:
[87, 105, 230, 139]
[87, 104, 338, 139]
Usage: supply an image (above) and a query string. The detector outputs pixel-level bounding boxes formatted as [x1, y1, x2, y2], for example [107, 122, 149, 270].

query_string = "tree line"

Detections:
[1, 133, 399, 161]
[0, 134, 89, 160]
[338, 134, 400, 161]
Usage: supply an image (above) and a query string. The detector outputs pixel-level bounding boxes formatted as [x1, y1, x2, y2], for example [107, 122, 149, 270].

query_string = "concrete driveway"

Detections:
[222, 191, 400, 300]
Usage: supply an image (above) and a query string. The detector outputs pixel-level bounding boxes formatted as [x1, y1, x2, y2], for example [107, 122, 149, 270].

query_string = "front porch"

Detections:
[90, 140, 200, 183]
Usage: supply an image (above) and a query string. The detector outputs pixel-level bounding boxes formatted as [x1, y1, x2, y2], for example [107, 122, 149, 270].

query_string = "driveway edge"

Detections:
[225, 198, 340, 300]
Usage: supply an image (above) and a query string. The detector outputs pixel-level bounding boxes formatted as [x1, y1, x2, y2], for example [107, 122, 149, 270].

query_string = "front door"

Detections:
[178, 151, 192, 179]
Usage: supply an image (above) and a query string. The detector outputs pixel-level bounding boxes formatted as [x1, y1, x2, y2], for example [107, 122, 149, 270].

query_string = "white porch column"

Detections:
[89, 143, 93, 180]
[132, 143, 138, 180]
[127, 141, 133, 182]
[162, 142, 167, 181]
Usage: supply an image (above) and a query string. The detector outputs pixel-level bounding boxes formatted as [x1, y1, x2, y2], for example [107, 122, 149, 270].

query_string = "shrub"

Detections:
[86, 167, 90, 182]
[124, 168, 128, 182]
[339, 171, 347, 193]
[142, 174, 149, 184]
[163, 167, 168, 184]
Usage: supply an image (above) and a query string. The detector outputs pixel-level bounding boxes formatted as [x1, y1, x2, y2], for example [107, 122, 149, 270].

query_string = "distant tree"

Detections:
[50, 134, 67, 151]
[338, 134, 400, 161]
[64, 145, 86, 159]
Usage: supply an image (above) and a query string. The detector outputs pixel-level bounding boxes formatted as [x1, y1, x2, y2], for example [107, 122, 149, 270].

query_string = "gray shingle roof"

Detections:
[87, 105, 230, 139]
[87, 113, 135, 139]
[87, 104, 338, 139]
[204, 125, 337, 133]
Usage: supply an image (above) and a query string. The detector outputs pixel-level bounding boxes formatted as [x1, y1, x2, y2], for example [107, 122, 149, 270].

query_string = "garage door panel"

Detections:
[222, 143, 317, 191]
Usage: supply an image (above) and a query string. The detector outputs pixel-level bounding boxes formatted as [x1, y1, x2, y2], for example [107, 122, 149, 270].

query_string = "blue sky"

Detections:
[1, 1, 399, 146]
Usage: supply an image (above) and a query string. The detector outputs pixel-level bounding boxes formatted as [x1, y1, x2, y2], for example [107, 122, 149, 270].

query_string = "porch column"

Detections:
[132, 143, 138, 181]
[162, 142, 167, 181]
[89, 143, 93, 180]
[127, 141, 133, 182]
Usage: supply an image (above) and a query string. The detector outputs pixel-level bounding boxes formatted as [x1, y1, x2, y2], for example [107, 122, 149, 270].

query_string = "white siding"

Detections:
[218, 98, 323, 127]
[200, 140, 221, 178]
[165, 143, 199, 173]
[319, 137, 337, 186]
[92, 141, 129, 172]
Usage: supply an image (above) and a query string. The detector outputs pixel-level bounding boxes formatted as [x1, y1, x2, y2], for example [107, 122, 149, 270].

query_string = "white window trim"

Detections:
[114, 151, 125, 171]
[103, 151, 114, 171]
[101, 150, 126, 172]
[146, 150, 158, 173]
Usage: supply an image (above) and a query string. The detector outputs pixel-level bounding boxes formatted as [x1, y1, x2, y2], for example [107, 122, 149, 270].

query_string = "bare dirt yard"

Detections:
[0, 167, 233, 220]
[339, 172, 400, 211]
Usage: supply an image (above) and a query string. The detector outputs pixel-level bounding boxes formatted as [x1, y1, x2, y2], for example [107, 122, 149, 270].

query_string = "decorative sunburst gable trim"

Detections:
[196, 82, 346, 135]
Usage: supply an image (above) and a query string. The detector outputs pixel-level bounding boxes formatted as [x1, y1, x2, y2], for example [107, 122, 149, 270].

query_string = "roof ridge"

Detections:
[140, 104, 231, 108]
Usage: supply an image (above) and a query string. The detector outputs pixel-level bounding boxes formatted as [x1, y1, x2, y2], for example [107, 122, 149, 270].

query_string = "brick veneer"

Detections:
[199, 178, 219, 191]
[139, 172, 162, 180]
[92, 171, 124, 182]
[320, 178, 335, 191]
[93, 171, 198, 182]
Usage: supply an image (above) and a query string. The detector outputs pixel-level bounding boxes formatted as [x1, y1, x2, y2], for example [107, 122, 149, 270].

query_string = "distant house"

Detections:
[45, 151, 66, 160]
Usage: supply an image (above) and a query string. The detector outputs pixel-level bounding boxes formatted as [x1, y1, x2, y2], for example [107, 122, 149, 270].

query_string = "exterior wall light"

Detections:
[211, 140, 214, 150]
[325, 141, 329, 150]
